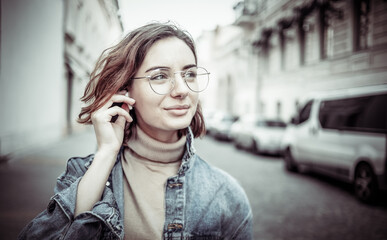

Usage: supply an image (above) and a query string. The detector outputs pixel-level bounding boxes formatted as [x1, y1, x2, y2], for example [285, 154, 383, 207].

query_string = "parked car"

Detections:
[251, 119, 287, 155]
[281, 85, 387, 203]
[203, 110, 217, 135]
[230, 115, 260, 150]
[231, 116, 286, 155]
[207, 112, 238, 140]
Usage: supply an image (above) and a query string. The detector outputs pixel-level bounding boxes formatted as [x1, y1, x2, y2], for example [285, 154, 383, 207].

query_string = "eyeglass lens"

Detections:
[148, 67, 209, 95]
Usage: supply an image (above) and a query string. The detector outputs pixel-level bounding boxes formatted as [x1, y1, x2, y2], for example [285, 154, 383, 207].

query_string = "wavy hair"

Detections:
[78, 22, 206, 141]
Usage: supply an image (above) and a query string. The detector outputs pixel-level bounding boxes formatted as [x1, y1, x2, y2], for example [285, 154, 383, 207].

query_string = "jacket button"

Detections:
[168, 182, 182, 188]
[167, 223, 183, 231]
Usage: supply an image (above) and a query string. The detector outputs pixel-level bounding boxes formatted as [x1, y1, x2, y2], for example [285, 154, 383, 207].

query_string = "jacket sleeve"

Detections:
[220, 173, 254, 240]
[17, 155, 95, 239]
[229, 210, 253, 240]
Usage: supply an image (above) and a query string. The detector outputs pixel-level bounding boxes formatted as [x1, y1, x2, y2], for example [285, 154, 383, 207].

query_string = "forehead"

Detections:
[140, 37, 196, 69]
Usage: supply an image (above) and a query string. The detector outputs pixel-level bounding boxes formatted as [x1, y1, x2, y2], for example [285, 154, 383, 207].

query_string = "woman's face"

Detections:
[129, 37, 199, 142]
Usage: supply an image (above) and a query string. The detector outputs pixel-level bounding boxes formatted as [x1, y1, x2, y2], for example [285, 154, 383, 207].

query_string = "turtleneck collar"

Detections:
[126, 125, 186, 164]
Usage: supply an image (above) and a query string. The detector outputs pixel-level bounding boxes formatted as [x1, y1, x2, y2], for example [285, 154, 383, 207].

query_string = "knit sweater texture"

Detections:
[121, 126, 186, 240]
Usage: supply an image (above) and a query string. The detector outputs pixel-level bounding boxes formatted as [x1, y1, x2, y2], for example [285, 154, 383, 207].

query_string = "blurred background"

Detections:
[1, 0, 387, 239]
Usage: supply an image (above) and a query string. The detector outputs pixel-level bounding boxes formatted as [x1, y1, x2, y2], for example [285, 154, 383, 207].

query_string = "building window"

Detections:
[304, 12, 319, 65]
[297, 19, 306, 66]
[323, 18, 335, 58]
[320, 1, 344, 59]
[295, 3, 316, 66]
[284, 28, 298, 70]
[372, 0, 387, 45]
[276, 101, 282, 119]
[255, 28, 272, 74]
[354, 0, 371, 51]
[320, 4, 332, 59]
[260, 101, 266, 116]
[278, 17, 293, 71]
[268, 34, 281, 74]
[227, 75, 233, 113]
[279, 31, 285, 70]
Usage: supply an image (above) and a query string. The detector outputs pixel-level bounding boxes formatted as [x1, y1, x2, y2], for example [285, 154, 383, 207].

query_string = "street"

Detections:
[1, 131, 387, 239]
[195, 136, 387, 240]
[0, 129, 97, 240]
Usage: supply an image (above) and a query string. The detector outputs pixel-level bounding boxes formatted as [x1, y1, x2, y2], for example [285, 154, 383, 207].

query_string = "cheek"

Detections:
[130, 86, 162, 118]
[188, 95, 199, 118]
[134, 97, 162, 118]
[191, 94, 199, 108]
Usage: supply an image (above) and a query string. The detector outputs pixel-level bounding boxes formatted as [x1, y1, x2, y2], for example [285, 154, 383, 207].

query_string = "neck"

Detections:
[136, 124, 179, 143]
[126, 125, 186, 163]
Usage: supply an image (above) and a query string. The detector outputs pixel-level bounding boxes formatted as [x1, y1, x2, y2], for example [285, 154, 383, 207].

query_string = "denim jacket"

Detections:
[18, 128, 253, 239]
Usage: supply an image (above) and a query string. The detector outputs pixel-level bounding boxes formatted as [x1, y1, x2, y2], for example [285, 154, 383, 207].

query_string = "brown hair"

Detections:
[78, 22, 206, 140]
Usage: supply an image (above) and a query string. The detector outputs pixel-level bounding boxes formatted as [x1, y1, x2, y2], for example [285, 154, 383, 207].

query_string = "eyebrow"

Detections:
[145, 64, 197, 73]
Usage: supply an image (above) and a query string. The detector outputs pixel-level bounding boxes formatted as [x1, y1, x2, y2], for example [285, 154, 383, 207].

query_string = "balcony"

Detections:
[233, 0, 258, 29]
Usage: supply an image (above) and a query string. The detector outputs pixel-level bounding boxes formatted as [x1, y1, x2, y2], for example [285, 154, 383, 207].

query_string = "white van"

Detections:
[281, 84, 387, 203]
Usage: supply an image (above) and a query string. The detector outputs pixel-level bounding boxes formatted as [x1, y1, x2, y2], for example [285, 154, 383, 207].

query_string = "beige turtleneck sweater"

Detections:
[121, 126, 186, 240]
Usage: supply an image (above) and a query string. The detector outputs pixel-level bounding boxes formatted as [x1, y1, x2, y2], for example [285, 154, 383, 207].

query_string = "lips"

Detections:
[165, 105, 190, 110]
[164, 105, 190, 116]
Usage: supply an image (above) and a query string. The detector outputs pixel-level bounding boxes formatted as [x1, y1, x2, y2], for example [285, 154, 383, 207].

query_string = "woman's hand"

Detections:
[76, 91, 134, 216]
[91, 90, 135, 154]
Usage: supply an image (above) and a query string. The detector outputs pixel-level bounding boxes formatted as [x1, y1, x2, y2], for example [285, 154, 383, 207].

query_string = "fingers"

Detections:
[113, 94, 135, 108]
[115, 112, 130, 127]
[91, 90, 135, 126]
[107, 106, 133, 123]
[101, 91, 135, 111]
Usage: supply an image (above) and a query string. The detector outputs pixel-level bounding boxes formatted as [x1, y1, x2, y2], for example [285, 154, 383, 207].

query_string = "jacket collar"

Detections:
[177, 127, 196, 175]
[110, 127, 196, 238]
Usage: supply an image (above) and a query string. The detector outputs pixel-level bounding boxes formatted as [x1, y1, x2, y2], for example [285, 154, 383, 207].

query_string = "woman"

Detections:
[19, 22, 252, 240]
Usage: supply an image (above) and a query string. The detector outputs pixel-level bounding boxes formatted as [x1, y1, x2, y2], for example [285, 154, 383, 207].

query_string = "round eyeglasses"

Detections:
[132, 66, 210, 95]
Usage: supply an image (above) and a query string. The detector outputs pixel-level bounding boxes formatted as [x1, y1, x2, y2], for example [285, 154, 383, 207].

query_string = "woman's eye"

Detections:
[185, 71, 197, 78]
[150, 74, 169, 81]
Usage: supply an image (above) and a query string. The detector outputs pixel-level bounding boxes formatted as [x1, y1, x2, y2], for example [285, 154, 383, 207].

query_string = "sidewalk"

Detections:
[0, 129, 97, 239]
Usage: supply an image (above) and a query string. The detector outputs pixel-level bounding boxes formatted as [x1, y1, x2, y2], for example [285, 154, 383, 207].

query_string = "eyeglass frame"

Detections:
[131, 66, 210, 95]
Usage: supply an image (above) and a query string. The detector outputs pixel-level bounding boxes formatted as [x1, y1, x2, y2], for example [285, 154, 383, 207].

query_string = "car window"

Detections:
[319, 93, 387, 133]
[256, 121, 265, 127]
[319, 99, 349, 129]
[354, 94, 387, 132]
[298, 100, 313, 124]
[266, 120, 287, 128]
[223, 115, 239, 123]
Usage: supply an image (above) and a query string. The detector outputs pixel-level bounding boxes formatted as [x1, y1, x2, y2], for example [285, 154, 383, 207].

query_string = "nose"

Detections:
[170, 73, 189, 98]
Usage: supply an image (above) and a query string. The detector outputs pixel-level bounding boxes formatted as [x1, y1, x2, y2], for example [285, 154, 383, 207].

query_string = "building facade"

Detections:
[234, 0, 387, 120]
[0, 0, 122, 157]
[197, 25, 259, 117]
[63, 0, 123, 133]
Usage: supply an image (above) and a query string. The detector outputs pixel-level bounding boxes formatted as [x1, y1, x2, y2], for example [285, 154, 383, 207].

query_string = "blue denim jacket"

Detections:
[18, 129, 253, 239]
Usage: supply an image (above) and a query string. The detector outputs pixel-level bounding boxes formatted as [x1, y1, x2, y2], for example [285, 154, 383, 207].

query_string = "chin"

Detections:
[166, 116, 193, 131]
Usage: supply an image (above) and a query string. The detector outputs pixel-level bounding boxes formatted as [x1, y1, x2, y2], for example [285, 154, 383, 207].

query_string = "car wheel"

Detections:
[253, 140, 262, 155]
[354, 163, 378, 203]
[284, 148, 298, 172]
[234, 140, 242, 149]
[251, 140, 258, 154]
